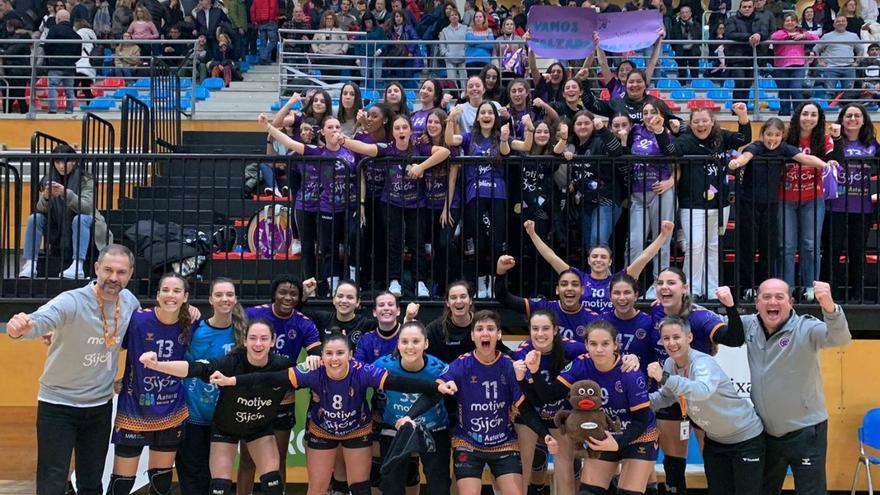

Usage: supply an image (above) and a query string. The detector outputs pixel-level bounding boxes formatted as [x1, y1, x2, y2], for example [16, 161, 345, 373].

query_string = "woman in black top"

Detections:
[301, 278, 377, 347]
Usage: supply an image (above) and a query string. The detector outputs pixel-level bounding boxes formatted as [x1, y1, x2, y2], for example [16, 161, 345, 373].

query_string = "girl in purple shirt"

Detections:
[446, 101, 533, 298]
[384, 82, 410, 118]
[261, 114, 359, 289]
[825, 104, 879, 299]
[341, 115, 451, 297]
[504, 79, 553, 141]
[411, 79, 449, 136]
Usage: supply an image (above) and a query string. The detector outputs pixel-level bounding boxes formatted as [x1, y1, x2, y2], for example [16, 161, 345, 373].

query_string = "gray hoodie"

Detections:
[740, 306, 850, 437]
[650, 348, 764, 445]
[24, 282, 140, 406]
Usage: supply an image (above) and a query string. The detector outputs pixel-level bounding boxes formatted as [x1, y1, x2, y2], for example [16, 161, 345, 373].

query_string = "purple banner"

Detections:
[527, 7, 662, 59]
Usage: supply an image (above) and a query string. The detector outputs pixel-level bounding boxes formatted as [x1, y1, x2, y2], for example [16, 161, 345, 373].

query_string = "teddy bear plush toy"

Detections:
[553, 379, 620, 458]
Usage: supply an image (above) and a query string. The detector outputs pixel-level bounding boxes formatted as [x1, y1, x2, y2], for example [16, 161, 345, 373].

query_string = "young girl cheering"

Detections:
[108, 273, 194, 495]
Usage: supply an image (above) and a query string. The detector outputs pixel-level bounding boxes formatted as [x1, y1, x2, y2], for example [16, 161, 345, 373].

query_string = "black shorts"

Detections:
[112, 424, 184, 455]
[655, 403, 684, 422]
[596, 440, 659, 463]
[452, 448, 522, 480]
[210, 422, 275, 444]
[307, 432, 372, 450]
[273, 404, 296, 431]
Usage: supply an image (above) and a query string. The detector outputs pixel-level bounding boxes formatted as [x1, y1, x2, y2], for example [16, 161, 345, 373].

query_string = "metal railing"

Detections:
[1, 152, 877, 305]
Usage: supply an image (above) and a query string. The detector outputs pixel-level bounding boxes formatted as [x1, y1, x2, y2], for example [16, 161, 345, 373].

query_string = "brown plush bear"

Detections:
[553, 379, 620, 459]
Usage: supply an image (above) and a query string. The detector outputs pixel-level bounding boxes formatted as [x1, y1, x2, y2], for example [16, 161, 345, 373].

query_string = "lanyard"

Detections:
[94, 284, 121, 349]
[677, 367, 689, 419]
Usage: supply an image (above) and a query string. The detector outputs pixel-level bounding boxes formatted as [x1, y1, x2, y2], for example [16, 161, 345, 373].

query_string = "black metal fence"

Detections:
[1, 152, 877, 304]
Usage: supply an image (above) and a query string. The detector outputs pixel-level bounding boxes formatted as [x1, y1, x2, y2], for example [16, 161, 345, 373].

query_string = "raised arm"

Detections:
[595, 34, 615, 86]
[644, 30, 664, 85]
[260, 113, 305, 155]
[510, 114, 535, 152]
[523, 220, 570, 273]
[140, 351, 191, 378]
[272, 93, 302, 128]
[627, 220, 674, 279]
[408, 145, 451, 179]
[494, 256, 530, 314]
[792, 152, 828, 169]
[340, 136, 380, 157]
[445, 106, 464, 146]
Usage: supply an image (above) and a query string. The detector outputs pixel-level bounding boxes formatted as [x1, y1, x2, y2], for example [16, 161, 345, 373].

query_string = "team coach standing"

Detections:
[5, 244, 139, 495]
[717, 279, 851, 495]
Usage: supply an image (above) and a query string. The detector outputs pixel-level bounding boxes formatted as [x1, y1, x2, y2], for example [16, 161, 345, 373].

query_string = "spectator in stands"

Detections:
[497, 17, 524, 80]
[195, 0, 229, 54]
[67, 0, 91, 25]
[3, 18, 32, 113]
[594, 31, 662, 100]
[771, 13, 818, 116]
[39, 0, 62, 34]
[74, 17, 95, 103]
[138, 0, 169, 37]
[824, 104, 877, 300]
[438, 6, 467, 91]
[384, 81, 410, 116]
[725, 0, 772, 103]
[371, 0, 389, 24]
[781, 101, 836, 301]
[19, 144, 111, 278]
[337, 0, 360, 30]
[250, 0, 278, 64]
[222, 0, 246, 61]
[708, 0, 728, 27]
[337, 81, 363, 135]
[210, 31, 238, 86]
[166, 0, 185, 33]
[180, 32, 209, 81]
[162, 23, 188, 63]
[801, 6, 823, 37]
[312, 10, 349, 81]
[464, 10, 493, 75]
[383, 10, 420, 87]
[357, 12, 385, 90]
[45, 9, 79, 113]
[390, 0, 416, 25]
[111, 0, 132, 38]
[669, 5, 701, 84]
[7, 244, 139, 495]
[479, 63, 502, 102]
[814, 15, 863, 101]
[857, 43, 880, 101]
[704, 22, 728, 82]
[461, 0, 474, 25]
[839, 0, 866, 34]
[280, 3, 312, 72]
[114, 31, 140, 77]
[753, 0, 778, 33]
[127, 5, 159, 56]
[863, 0, 879, 22]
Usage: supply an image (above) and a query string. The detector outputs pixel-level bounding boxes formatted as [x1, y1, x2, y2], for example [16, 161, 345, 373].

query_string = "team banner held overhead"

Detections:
[527, 6, 663, 59]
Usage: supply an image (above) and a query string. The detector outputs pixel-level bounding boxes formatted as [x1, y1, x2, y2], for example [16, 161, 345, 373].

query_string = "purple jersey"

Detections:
[291, 359, 388, 439]
[422, 151, 461, 210]
[293, 151, 321, 212]
[513, 338, 585, 420]
[377, 142, 435, 208]
[116, 309, 189, 432]
[411, 109, 432, 136]
[460, 132, 507, 203]
[630, 125, 672, 194]
[440, 351, 525, 452]
[353, 324, 401, 364]
[525, 299, 601, 342]
[302, 144, 358, 213]
[571, 267, 625, 313]
[650, 302, 724, 356]
[356, 132, 387, 198]
[601, 311, 659, 372]
[605, 78, 625, 100]
[509, 108, 538, 141]
[828, 139, 877, 213]
[245, 305, 321, 361]
[558, 355, 657, 445]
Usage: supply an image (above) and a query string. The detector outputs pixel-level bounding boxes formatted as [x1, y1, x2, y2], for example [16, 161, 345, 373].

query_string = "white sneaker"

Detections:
[744, 288, 756, 301]
[18, 260, 36, 278]
[291, 239, 302, 255]
[60, 260, 85, 279]
[477, 276, 492, 299]
[417, 281, 430, 297]
[804, 287, 815, 302]
[643, 286, 657, 300]
[389, 279, 402, 296]
[327, 276, 340, 294]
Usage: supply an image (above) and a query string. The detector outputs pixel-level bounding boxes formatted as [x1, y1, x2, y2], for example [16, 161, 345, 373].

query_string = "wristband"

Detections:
[660, 371, 670, 386]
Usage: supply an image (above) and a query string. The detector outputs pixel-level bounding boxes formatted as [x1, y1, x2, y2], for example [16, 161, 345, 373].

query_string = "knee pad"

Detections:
[619, 490, 646, 495]
[349, 480, 371, 495]
[209, 478, 233, 495]
[532, 443, 548, 473]
[579, 483, 609, 495]
[331, 476, 350, 494]
[148, 468, 173, 495]
[662, 456, 688, 495]
[646, 481, 659, 495]
[573, 458, 584, 479]
[406, 456, 421, 487]
[370, 455, 382, 487]
[107, 474, 136, 495]
[260, 471, 284, 495]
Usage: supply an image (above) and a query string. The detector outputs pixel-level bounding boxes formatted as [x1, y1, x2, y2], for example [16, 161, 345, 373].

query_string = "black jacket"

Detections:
[724, 11, 772, 60]
[670, 17, 702, 53]
[585, 92, 679, 126]
[44, 20, 81, 71]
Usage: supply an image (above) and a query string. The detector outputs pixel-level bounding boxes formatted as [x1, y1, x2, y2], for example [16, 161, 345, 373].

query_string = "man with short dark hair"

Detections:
[724, 0, 772, 103]
[6, 244, 141, 495]
[814, 15, 864, 101]
[44, 8, 79, 113]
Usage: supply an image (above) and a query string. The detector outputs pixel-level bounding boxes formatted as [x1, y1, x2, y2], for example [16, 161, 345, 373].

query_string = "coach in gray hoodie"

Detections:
[649, 315, 766, 495]
[717, 279, 850, 495]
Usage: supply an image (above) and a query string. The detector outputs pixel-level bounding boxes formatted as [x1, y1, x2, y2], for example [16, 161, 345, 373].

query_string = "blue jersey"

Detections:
[513, 338, 585, 420]
[374, 354, 449, 432]
[525, 299, 601, 342]
[650, 302, 725, 356]
[558, 355, 658, 446]
[245, 305, 321, 361]
[116, 309, 190, 432]
[354, 324, 401, 364]
[290, 359, 388, 439]
[440, 351, 524, 452]
[571, 267, 625, 314]
[602, 311, 659, 370]
[183, 320, 236, 425]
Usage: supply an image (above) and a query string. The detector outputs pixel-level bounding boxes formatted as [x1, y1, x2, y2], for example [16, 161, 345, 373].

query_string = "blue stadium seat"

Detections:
[83, 97, 115, 110]
[132, 78, 151, 89]
[758, 78, 777, 90]
[660, 58, 678, 70]
[113, 87, 140, 99]
[239, 61, 251, 72]
[362, 89, 382, 101]
[767, 98, 780, 111]
[657, 79, 682, 90]
[405, 89, 418, 102]
[201, 78, 225, 90]
[634, 58, 647, 68]
[180, 79, 192, 89]
[707, 88, 732, 101]
[723, 79, 735, 89]
[671, 89, 696, 100]
[246, 54, 259, 64]
[691, 78, 717, 90]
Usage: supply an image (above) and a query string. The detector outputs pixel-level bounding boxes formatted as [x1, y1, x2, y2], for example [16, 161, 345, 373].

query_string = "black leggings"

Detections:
[319, 210, 356, 278]
[822, 210, 871, 299]
[361, 197, 388, 288]
[379, 430, 451, 495]
[295, 209, 320, 279]
[422, 207, 458, 287]
[462, 197, 507, 277]
[384, 203, 428, 282]
[736, 200, 780, 291]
